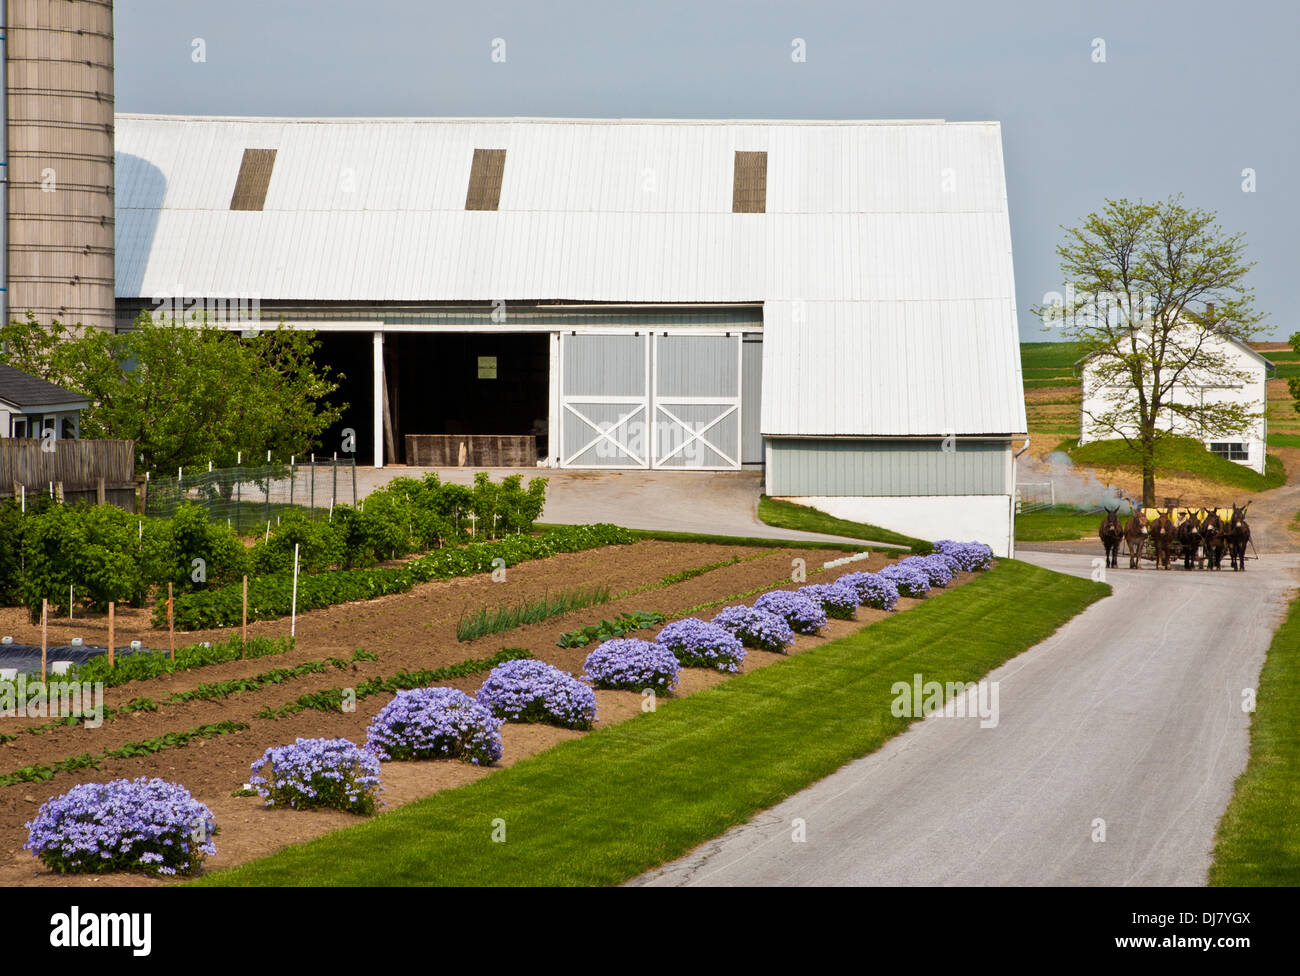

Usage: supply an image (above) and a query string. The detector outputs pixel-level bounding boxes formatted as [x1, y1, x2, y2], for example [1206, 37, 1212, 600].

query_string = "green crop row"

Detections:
[158, 523, 635, 631]
[556, 611, 666, 648]
[256, 646, 533, 720]
[456, 586, 612, 642]
[0, 720, 250, 788]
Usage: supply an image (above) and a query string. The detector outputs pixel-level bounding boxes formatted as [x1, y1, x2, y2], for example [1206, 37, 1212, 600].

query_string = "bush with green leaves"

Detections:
[165, 503, 249, 591]
[20, 503, 169, 621]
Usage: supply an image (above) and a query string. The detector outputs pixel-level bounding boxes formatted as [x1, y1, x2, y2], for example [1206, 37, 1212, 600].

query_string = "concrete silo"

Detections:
[3, 0, 114, 332]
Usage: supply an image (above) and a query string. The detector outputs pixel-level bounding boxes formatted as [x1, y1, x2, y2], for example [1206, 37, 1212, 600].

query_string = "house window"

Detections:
[1209, 442, 1249, 461]
[11, 417, 28, 438]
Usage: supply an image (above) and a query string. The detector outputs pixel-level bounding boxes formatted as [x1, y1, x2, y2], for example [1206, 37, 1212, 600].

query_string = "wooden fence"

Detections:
[0, 438, 136, 510]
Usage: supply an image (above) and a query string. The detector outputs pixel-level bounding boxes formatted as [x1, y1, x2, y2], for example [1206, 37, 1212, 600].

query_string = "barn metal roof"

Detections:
[114, 115, 1026, 437]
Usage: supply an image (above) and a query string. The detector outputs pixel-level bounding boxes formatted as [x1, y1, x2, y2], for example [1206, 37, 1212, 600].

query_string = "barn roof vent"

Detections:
[230, 148, 277, 211]
[466, 149, 507, 211]
[732, 150, 767, 213]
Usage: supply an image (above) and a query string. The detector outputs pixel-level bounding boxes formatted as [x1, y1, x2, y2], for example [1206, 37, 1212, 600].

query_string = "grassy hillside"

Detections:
[1069, 435, 1284, 493]
[1020, 341, 1085, 390]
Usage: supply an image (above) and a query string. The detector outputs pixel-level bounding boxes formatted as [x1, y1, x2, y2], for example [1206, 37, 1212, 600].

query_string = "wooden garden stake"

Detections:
[168, 582, 175, 661]
[290, 544, 300, 638]
[108, 602, 116, 668]
[242, 575, 249, 655]
[41, 599, 47, 682]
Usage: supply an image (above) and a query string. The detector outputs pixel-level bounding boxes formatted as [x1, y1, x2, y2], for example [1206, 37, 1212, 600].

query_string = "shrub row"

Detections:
[159, 523, 635, 630]
[3, 472, 549, 622]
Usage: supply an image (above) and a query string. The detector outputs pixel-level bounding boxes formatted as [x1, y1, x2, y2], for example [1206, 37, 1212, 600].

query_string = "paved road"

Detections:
[633, 550, 1300, 886]
[353, 466, 902, 547]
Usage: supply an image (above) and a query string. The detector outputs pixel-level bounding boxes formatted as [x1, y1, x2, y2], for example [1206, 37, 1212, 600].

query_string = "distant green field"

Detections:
[1020, 341, 1087, 370]
[1267, 433, 1300, 448]
[1070, 435, 1285, 493]
[1015, 505, 1102, 542]
[1260, 349, 1299, 361]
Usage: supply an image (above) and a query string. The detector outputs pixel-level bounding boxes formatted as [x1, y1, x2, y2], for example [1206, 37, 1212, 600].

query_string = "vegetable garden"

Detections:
[0, 474, 996, 885]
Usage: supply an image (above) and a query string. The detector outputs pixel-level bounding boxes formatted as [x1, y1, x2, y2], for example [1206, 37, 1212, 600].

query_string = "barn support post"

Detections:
[372, 330, 385, 468]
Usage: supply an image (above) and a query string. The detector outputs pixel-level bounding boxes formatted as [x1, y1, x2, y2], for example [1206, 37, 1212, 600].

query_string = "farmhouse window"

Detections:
[230, 149, 278, 211]
[732, 151, 767, 213]
[1209, 442, 1249, 461]
[465, 149, 507, 211]
[477, 356, 498, 379]
[11, 417, 28, 438]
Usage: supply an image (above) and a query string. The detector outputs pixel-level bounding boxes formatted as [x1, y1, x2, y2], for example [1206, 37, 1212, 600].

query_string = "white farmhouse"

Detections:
[1078, 330, 1272, 474]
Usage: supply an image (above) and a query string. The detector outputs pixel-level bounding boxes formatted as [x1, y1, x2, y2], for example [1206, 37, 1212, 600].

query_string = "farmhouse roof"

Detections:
[1075, 330, 1276, 374]
[0, 364, 90, 412]
[114, 115, 1025, 437]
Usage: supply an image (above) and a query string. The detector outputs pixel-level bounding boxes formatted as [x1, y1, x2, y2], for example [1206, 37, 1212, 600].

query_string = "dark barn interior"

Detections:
[316, 331, 550, 465]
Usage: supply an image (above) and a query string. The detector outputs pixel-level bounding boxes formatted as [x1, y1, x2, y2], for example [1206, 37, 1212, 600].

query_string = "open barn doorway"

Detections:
[389, 332, 549, 465]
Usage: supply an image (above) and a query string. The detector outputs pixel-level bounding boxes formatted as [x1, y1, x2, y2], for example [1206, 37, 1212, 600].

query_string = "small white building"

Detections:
[1078, 331, 1272, 475]
[0, 364, 88, 441]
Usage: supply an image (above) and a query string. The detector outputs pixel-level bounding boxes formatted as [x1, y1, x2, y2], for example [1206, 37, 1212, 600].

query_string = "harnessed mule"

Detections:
[1098, 506, 1124, 569]
[1123, 510, 1150, 569]
[1175, 509, 1202, 571]
[1201, 509, 1227, 571]
[1150, 508, 1177, 570]
[1227, 503, 1252, 572]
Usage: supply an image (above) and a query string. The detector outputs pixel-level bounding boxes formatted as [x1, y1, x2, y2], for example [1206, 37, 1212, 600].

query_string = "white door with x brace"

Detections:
[651, 333, 742, 469]
[558, 333, 651, 468]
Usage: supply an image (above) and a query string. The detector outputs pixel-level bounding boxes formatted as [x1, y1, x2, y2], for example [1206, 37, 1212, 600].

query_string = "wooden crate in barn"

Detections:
[404, 434, 537, 467]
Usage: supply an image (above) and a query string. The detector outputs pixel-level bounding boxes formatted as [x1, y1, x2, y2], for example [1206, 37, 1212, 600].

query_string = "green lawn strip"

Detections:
[1069, 435, 1285, 493]
[193, 560, 1107, 886]
[1267, 433, 1300, 449]
[573, 525, 866, 553]
[757, 496, 929, 552]
[1015, 505, 1103, 542]
[1208, 588, 1300, 886]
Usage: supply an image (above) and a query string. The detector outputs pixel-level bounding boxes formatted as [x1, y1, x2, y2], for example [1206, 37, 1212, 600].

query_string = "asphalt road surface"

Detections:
[633, 550, 1300, 886]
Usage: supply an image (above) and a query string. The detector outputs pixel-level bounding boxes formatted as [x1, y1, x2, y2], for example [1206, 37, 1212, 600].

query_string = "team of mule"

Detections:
[1097, 503, 1251, 570]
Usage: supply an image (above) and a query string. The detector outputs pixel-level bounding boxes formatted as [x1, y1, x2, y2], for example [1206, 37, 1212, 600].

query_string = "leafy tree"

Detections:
[1036, 196, 1264, 506]
[0, 311, 345, 473]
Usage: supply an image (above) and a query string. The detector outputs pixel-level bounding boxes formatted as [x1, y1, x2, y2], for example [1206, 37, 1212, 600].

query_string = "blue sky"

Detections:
[117, 0, 1299, 340]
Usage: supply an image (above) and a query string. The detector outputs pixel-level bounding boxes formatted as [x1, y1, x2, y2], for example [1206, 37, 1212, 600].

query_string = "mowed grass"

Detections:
[757, 495, 930, 552]
[1209, 588, 1300, 885]
[1069, 435, 1285, 493]
[193, 560, 1108, 886]
[1015, 505, 1104, 541]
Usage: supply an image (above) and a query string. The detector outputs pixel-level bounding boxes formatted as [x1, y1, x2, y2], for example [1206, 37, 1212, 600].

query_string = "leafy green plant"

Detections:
[556, 611, 666, 648]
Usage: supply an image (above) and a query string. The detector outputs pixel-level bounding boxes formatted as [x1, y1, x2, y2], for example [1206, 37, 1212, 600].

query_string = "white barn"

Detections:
[1078, 331, 1272, 475]
[113, 115, 1027, 554]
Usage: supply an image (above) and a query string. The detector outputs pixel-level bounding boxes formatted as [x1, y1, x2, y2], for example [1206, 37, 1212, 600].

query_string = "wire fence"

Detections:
[1014, 481, 1056, 514]
[143, 456, 358, 532]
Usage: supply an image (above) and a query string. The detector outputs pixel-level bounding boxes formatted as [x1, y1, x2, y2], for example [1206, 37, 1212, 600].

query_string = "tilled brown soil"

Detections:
[0, 540, 962, 886]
